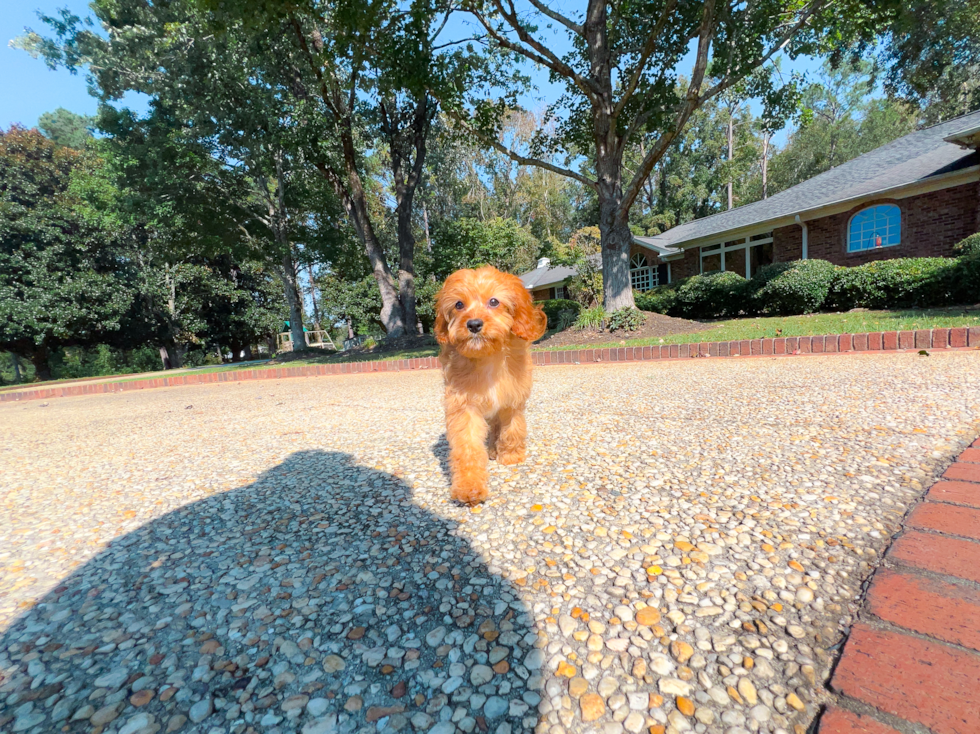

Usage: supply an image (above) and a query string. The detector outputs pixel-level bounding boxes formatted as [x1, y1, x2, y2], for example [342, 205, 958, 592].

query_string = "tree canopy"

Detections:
[5, 0, 976, 380]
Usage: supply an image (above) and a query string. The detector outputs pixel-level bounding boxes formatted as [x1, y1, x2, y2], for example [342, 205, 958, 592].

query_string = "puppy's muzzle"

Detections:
[466, 319, 484, 334]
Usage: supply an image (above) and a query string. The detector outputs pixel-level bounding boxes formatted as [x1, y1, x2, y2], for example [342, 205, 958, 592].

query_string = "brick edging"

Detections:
[820, 436, 980, 734]
[3, 326, 979, 404]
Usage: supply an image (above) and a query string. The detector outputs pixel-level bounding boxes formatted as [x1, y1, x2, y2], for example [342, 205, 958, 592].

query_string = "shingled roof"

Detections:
[635, 109, 980, 254]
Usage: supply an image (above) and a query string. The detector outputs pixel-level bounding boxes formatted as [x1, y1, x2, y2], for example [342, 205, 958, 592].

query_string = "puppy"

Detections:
[434, 266, 548, 504]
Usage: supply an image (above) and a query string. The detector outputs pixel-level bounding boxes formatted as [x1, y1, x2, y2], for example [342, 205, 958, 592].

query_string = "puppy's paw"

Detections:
[488, 444, 498, 461]
[495, 448, 526, 466]
[451, 478, 489, 505]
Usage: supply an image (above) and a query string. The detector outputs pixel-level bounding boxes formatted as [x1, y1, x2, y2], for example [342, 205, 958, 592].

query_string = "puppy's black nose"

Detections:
[466, 319, 483, 334]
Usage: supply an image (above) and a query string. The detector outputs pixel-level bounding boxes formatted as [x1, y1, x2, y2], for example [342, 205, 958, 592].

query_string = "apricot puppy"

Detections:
[434, 266, 548, 504]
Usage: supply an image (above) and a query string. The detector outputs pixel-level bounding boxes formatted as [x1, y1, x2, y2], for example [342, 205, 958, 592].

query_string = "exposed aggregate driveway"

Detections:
[2, 352, 980, 734]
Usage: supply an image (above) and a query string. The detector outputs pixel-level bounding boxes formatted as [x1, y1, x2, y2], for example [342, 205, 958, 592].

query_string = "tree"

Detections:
[765, 62, 916, 195]
[38, 108, 94, 149]
[316, 273, 383, 341]
[76, 105, 301, 366]
[554, 227, 603, 307]
[626, 90, 763, 236]
[430, 217, 541, 279]
[17, 0, 449, 338]
[871, 0, 980, 123]
[446, 0, 898, 311]
[0, 126, 134, 378]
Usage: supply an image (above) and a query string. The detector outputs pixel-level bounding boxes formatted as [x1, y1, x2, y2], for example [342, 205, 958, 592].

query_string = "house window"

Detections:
[848, 204, 901, 252]
[553, 285, 567, 300]
[630, 253, 657, 292]
[700, 232, 773, 276]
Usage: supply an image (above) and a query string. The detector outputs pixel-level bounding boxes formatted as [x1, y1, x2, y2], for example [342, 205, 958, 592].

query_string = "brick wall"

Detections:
[669, 248, 700, 280]
[772, 183, 978, 266]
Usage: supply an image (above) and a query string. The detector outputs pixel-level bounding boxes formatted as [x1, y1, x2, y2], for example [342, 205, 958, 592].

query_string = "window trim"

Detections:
[699, 232, 773, 276]
[630, 252, 658, 292]
[846, 203, 902, 253]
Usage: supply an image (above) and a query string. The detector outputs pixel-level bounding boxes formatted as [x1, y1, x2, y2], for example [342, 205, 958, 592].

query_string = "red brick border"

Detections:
[821, 437, 980, 734]
[3, 327, 979, 404]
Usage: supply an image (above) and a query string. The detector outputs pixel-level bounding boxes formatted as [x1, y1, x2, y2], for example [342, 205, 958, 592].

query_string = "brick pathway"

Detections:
[821, 438, 980, 734]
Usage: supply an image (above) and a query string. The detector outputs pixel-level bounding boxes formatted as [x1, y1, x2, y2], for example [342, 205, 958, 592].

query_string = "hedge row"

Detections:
[635, 234, 980, 320]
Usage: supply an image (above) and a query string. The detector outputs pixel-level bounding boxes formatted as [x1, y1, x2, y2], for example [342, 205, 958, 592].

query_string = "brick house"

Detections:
[522, 111, 980, 298]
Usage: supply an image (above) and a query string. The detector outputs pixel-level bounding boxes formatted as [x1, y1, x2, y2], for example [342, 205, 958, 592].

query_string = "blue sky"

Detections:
[2, 0, 102, 128]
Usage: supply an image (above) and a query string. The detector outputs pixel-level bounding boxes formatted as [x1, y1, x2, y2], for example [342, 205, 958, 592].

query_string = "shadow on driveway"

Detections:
[0, 451, 540, 734]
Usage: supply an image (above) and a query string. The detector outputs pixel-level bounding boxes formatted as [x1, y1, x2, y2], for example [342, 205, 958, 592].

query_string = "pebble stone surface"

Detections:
[2, 352, 980, 734]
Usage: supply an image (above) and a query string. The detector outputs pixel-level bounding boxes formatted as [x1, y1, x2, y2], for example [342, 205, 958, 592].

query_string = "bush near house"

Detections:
[674, 271, 751, 319]
[826, 258, 962, 310]
[634, 232, 980, 320]
[752, 259, 838, 315]
[538, 299, 582, 326]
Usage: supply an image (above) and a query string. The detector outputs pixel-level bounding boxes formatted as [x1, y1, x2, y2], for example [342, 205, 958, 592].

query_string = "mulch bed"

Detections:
[534, 310, 714, 348]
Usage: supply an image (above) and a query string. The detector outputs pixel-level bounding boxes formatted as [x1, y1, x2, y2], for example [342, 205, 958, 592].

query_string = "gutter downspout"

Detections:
[795, 215, 808, 260]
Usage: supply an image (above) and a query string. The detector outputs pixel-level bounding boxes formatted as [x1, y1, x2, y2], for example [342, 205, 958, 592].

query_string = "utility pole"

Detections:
[727, 113, 735, 210]
[761, 130, 771, 200]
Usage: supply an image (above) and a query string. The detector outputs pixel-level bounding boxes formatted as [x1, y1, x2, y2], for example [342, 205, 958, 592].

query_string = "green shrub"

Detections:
[574, 305, 607, 330]
[952, 234, 980, 303]
[953, 232, 980, 258]
[827, 258, 962, 310]
[555, 309, 578, 331]
[752, 259, 836, 315]
[634, 282, 680, 315]
[673, 271, 750, 319]
[538, 298, 582, 325]
[607, 307, 645, 332]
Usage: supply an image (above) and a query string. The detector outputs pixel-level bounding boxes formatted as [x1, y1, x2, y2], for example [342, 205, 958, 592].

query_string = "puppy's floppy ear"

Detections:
[434, 308, 450, 345]
[433, 275, 456, 345]
[510, 281, 548, 342]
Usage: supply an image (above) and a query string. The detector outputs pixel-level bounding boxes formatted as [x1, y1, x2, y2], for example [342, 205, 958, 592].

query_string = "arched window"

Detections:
[848, 204, 901, 252]
[630, 253, 655, 292]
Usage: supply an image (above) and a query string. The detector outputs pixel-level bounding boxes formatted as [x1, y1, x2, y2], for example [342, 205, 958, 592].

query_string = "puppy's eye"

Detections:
[488, 298, 500, 308]
[454, 301, 465, 311]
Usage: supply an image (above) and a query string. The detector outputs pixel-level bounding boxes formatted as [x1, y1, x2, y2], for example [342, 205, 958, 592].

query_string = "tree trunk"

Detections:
[397, 194, 418, 335]
[280, 249, 306, 351]
[597, 195, 635, 311]
[334, 123, 407, 338]
[30, 343, 52, 381]
[382, 94, 431, 340]
[307, 263, 321, 328]
[12, 353, 22, 383]
[164, 343, 183, 369]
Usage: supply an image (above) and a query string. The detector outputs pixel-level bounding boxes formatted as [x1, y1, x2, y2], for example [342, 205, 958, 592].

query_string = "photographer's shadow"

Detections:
[0, 451, 540, 734]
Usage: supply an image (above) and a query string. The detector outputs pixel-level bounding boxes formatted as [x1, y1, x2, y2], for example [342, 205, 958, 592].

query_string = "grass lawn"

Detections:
[0, 359, 279, 392]
[538, 307, 980, 351]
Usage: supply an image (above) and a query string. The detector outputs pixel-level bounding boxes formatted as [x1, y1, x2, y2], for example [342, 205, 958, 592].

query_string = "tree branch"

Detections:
[525, 0, 583, 35]
[700, 0, 827, 103]
[620, 0, 717, 213]
[438, 100, 598, 190]
[612, 0, 679, 120]
[470, 3, 601, 101]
